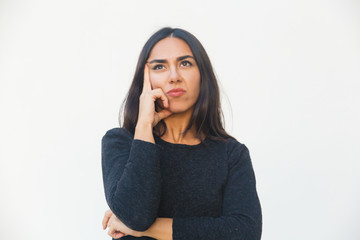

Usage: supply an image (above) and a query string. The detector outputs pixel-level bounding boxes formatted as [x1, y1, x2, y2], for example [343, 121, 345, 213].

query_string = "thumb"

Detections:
[157, 109, 173, 120]
[114, 232, 125, 239]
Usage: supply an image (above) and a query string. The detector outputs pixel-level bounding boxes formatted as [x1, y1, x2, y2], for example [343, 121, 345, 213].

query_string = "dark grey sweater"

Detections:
[101, 127, 262, 240]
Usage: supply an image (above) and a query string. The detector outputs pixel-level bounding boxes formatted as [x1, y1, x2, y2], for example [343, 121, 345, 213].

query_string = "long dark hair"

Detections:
[119, 27, 235, 143]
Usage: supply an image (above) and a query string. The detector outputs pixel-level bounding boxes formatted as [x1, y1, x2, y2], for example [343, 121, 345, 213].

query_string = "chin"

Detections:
[168, 107, 184, 113]
[168, 105, 194, 114]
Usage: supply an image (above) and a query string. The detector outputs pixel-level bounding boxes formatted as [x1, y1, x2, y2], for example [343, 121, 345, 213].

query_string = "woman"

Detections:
[101, 27, 262, 240]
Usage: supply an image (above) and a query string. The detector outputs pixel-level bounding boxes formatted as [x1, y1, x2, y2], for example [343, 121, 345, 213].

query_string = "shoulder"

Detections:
[101, 127, 133, 147]
[101, 128, 134, 170]
[223, 137, 251, 168]
[224, 137, 248, 155]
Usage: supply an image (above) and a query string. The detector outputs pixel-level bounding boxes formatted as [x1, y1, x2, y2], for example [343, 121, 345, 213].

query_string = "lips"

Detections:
[167, 88, 185, 97]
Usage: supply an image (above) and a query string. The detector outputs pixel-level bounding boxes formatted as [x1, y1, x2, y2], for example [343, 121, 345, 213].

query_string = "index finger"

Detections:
[102, 209, 113, 229]
[142, 64, 152, 92]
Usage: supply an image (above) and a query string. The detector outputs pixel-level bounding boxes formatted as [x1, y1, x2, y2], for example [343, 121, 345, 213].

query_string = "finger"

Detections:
[102, 210, 113, 229]
[108, 228, 115, 237]
[102, 211, 111, 229]
[157, 109, 173, 121]
[108, 228, 125, 239]
[108, 214, 114, 226]
[152, 88, 169, 108]
[114, 231, 125, 239]
[142, 64, 152, 92]
[105, 212, 115, 230]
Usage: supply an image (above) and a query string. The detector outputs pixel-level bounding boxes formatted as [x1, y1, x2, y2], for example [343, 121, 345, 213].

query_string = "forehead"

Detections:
[148, 37, 193, 60]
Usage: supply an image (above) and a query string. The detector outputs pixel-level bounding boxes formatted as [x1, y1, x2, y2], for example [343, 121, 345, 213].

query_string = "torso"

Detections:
[154, 136, 229, 218]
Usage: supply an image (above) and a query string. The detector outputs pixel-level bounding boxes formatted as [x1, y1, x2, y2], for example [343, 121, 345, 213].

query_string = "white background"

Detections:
[1, 0, 359, 239]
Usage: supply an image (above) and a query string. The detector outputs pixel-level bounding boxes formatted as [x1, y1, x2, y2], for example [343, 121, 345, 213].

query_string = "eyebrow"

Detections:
[148, 55, 194, 64]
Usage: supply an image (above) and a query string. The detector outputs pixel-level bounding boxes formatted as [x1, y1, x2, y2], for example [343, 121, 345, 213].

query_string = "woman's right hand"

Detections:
[137, 64, 173, 128]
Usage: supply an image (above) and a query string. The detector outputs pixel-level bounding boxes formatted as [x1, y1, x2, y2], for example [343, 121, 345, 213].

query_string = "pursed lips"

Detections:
[167, 88, 186, 97]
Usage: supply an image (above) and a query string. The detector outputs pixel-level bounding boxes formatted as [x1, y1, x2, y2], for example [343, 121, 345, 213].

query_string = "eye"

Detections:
[180, 60, 192, 67]
[152, 64, 165, 70]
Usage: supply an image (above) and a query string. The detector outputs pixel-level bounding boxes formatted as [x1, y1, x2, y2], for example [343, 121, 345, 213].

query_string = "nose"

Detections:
[168, 66, 182, 83]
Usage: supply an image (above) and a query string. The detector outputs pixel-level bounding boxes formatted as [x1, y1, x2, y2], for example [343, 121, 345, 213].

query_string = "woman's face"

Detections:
[147, 37, 200, 114]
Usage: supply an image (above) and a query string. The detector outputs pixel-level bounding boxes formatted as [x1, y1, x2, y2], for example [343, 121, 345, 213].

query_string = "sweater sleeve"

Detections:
[101, 128, 162, 231]
[172, 142, 262, 240]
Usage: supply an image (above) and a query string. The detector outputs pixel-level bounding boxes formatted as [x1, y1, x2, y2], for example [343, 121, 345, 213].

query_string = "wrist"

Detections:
[143, 218, 173, 240]
[135, 121, 153, 131]
[134, 121, 155, 143]
[142, 222, 156, 239]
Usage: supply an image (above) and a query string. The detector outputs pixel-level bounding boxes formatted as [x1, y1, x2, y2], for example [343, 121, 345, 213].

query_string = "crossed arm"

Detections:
[101, 128, 262, 240]
[102, 211, 173, 240]
[102, 127, 173, 239]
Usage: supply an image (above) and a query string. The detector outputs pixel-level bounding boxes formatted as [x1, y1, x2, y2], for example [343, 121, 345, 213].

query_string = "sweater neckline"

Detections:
[155, 136, 207, 149]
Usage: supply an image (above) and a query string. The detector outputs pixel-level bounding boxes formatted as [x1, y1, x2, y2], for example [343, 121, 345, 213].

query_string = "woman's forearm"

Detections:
[134, 122, 155, 143]
[144, 218, 173, 240]
[102, 128, 161, 231]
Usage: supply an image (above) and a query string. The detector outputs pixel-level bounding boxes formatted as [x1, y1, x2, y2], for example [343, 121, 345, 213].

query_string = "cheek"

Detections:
[149, 76, 162, 90]
[186, 73, 200, 97]
[192, 82, 200, 99]
[149, 72, 170, 90]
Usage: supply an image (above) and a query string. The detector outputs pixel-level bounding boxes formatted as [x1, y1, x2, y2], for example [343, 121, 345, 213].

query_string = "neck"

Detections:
[160, 108, 201, 144]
